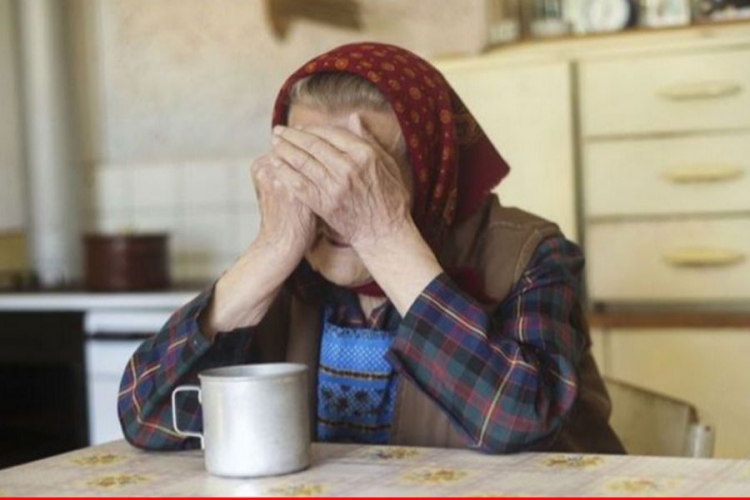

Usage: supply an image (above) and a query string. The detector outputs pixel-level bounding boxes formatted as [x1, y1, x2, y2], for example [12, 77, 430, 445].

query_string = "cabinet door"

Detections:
[0, 0, 25, 231]
[589, 327, 608, 373]
[437, 60, 577, 241]
[602, 328, 750, 459]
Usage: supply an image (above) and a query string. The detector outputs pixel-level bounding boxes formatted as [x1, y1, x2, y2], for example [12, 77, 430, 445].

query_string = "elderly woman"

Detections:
[118, 43, 623, 454]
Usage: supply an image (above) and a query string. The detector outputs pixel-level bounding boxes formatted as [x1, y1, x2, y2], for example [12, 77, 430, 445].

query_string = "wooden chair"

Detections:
[604, 377, 715, 457]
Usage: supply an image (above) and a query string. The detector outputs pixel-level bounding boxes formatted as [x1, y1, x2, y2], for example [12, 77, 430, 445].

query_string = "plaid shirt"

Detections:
[118, 235, 587, 453]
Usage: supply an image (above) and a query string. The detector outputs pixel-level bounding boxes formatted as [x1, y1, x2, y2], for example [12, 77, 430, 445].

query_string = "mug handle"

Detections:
[171, 385, 204, 449]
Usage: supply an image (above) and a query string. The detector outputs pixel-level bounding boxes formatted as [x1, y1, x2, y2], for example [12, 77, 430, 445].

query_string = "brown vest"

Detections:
[251, 197, 624, 454]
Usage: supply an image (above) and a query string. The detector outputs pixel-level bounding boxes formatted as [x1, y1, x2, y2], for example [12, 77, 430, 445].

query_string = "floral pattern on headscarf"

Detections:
[272, 42, 510, 253]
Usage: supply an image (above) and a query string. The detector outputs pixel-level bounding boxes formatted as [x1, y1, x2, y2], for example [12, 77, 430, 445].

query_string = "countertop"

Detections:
[588, 310, 750, 329]
[2, 440, 750, 496]
[0, 288, 203, 312]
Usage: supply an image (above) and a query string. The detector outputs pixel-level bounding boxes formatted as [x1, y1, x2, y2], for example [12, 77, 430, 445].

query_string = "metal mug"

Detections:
[171, 363, 310, 478]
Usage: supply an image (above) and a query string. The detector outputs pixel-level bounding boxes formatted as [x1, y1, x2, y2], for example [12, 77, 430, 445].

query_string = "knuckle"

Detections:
[250, 158, 265, 177]
[351, 146, 374, 166]
[341, 175, 354, 193]
[308, 138, 326, 157]
[297, 152, 312, 171]
[360, 145, 376, 161]
[333, 183, 349, 205]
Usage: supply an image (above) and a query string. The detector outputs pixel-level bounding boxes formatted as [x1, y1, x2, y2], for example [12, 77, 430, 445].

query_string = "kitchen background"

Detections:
[1, 0, 750, 468]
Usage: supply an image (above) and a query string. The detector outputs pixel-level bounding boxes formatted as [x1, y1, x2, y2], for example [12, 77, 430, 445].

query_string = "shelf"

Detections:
[489, 18, 750, 51]
[588, 310, 750, 329]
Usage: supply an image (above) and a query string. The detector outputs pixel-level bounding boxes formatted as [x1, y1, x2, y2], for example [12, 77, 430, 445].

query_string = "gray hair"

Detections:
[287, 72, 391, 114]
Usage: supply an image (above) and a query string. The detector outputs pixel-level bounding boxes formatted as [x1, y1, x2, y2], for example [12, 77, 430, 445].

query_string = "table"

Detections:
[2, 441, 750, 496]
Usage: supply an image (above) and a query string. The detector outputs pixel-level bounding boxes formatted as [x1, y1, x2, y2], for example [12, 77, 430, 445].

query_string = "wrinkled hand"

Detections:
[270, 114, 411, 251]
[251, 154, 316, 262]
[200, 157, 316, 337]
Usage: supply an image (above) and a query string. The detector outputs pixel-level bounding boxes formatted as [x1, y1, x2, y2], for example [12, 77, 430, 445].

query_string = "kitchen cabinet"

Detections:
[577, 29, 750, 459]
[436, 58, 578, 241]
[437, 22, 750, 458]
[0, 311, 88, 469]
[580, 46, 750, 307]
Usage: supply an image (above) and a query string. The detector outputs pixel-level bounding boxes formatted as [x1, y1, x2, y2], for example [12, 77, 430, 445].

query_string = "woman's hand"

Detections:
[198, 155, 316, 339]
[270, 114, 443, 316]
[270, 114, 411, 252]
[252, 154, 317, 262]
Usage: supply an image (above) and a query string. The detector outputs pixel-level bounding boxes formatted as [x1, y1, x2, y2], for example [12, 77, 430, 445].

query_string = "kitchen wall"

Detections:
[0, 0, 25, 233]
[69, 0, 492, 282]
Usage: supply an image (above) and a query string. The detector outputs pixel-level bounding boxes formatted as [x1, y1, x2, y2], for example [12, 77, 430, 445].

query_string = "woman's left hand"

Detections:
[270, 114, 411, 252]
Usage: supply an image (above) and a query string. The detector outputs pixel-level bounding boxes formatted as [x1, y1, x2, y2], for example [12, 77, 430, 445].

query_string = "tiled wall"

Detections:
[88, 161, 260, 283]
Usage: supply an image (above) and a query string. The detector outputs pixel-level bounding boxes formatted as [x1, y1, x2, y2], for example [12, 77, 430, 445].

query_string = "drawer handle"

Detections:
[658, 81, 742, 101]
[664, 248, 745, 268]
[662, 165, 744, 184]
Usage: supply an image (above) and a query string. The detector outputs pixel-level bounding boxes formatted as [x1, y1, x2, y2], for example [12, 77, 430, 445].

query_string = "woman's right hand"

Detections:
[253, 154, 317, 263]
[198, 155, 316, 339]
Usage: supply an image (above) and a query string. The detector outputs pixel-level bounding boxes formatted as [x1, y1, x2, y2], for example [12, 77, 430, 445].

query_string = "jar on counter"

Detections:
[530, 0, 572, 38]
[487, 0, 522, 45]
[693, 0, 750, 22]
[641, 0, 692, 27]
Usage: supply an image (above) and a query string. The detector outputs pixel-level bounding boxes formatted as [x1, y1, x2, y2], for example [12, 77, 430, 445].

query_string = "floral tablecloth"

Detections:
[2, 440, 750, 496]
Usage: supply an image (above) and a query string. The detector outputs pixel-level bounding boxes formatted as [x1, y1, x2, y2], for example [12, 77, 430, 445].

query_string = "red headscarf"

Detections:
[272, 42, 510, 300]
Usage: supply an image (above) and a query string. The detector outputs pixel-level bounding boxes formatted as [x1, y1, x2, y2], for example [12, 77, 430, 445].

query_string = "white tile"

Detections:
[80, 165, 96, 213]
[184, 251, 212, 282]
[170, 252, 192, 283]
[206, 254, 236, 279]
[131, 164, 180, 210]
[129, 208, 180, 264]
[93, 210, 134, 234]
[234, 159, 259, 208]
[93, 166, 132, 212]
[236, 206, 261, 252]
[178, 252, 233, 283]
[131, 208, 179, 234]
[176, 209, 239, 259]
[80, 210, 97, 234]
[182, 162, 235, 209]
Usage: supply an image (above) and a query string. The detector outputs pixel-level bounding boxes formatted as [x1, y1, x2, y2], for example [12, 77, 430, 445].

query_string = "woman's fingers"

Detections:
[294, 119, 391, 164]
[250, 155, 280, 204]
[271, 132, 339, 189]
[268, 155, 325, 214]
[273, 126, 352, 180]
[299, 118, 410, 196]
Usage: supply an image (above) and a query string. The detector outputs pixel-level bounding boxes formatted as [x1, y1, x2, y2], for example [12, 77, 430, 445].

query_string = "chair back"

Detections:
[604, 377, 714, 457]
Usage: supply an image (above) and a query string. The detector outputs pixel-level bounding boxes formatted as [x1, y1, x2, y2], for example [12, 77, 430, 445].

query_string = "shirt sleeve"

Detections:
[387, 235, 588, 454]
[117, 287, 256, 450]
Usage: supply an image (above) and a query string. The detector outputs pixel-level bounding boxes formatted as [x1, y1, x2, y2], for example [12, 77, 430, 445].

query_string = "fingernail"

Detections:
[272, 125, 284, 135]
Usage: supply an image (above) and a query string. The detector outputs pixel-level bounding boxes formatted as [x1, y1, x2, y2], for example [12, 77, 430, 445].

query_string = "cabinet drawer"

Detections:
[580, 49, 750, 136]
[584, 133, 750, 218]
[587, 218, 750, 302]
